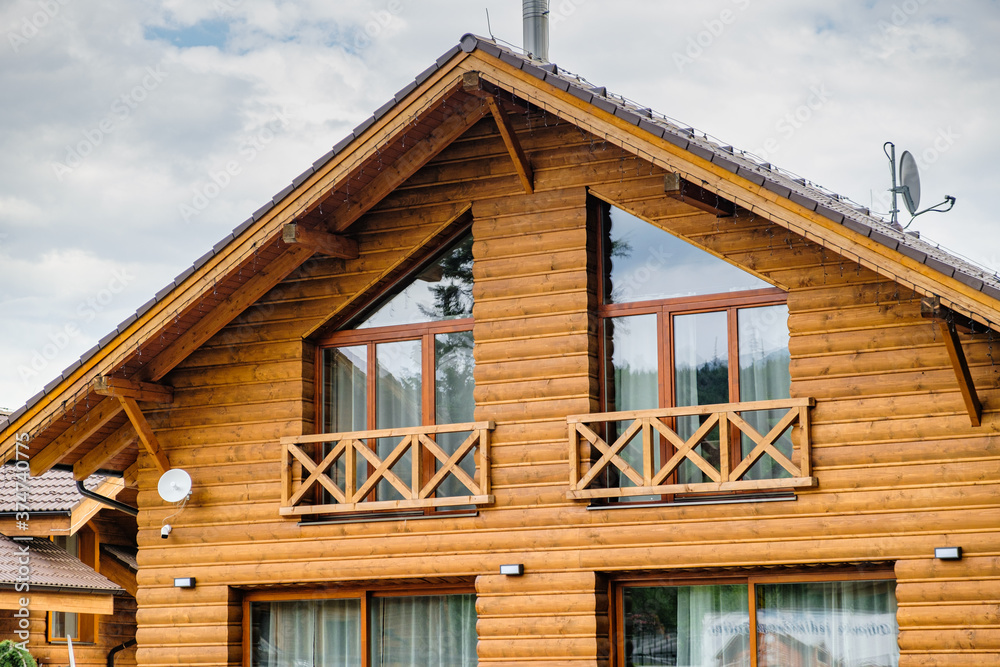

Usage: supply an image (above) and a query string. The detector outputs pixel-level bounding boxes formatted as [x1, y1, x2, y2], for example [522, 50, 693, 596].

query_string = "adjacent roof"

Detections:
[102, 544, 138, 571]
[3, 34, 1000, 472]
[0, 535, 121, 593]
[0, 465, 101, 513]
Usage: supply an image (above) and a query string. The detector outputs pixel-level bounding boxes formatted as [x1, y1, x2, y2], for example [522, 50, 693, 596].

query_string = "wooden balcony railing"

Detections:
[567, 399, 816, 500]
[279, 421, 494, 516]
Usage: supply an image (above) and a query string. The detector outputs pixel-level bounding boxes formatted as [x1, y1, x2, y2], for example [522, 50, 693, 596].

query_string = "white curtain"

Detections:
[370, 594, 478, 666]
[736, 305, 791, 481]
[252, 598, 361, 666]
[756, 580, 898, 667]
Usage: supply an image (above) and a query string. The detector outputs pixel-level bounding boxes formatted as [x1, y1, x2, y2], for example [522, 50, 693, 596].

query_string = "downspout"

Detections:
[522, 0, 549, 61]
[76, 480, 138, 517]
[107, 639, 137, 667]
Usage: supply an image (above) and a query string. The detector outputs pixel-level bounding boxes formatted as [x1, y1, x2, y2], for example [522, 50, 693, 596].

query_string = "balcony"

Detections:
[567, 398, 816, 501]
[280, 421, 494, 517]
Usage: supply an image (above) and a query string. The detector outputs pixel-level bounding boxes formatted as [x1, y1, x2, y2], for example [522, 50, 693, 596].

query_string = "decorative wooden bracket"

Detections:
[282, 223, 359, 259]
[922, 296, 983, 426]
[118, 396, 171, 473]
[93, 376, 174, 403]
[463, 72, 534, 194]
[665, 173, 735, 217]
[30, 398, 123, 477]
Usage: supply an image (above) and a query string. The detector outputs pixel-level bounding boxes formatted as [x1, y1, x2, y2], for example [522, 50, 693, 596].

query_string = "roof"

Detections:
[3, 34, 1000, 472]
[0, 535, 121, 593]
[102, 544, 138, 571]
[0, 465, 102, 513]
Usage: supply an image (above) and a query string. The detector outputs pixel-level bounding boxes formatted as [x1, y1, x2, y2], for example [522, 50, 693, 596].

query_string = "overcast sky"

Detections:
[1, 0, 998, 412]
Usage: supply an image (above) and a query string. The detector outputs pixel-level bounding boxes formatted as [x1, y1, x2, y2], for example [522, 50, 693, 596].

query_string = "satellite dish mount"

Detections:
[157, 468, 193, 539]
[884, 141, 955, 228]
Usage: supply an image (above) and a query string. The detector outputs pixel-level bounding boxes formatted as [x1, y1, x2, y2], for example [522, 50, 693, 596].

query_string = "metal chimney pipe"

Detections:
[522, 0, 549, 61]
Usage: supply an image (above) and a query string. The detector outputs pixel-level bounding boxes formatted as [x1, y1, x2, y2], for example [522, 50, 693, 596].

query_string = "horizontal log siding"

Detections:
[130, 111, 1000, 665]
[0, 593, 138, 667]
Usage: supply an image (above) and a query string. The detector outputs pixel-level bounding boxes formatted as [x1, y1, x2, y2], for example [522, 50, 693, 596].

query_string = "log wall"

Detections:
[131, 108, 1000, 665]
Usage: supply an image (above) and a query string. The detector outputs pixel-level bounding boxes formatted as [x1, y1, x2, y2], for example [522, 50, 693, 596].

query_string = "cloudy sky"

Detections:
[1, 0, 998, 411]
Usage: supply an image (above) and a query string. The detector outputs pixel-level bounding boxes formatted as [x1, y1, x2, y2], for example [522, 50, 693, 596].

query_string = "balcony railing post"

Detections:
[568, 421, 579, 490]
[719, 412, 731, 482]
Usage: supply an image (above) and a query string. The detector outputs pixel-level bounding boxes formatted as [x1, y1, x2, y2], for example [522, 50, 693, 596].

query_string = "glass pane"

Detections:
[358, 232, 474, 328]
[52, 612, 78, 640]
[756, 580, 899, 667]
[435, 331, 476, 498]
[322, 346, 368, 434]
[624, 585, 749, 666]
[370, 594, 478, 666]
[250, 598, 361, 667]
[376, 340, 422, 501]
[737, 305, 793, 481]
[321, 346, 368, 501]
[603, 314, 659, 493]
[674, 311, 729, 485]
[602, 203, 769, 304]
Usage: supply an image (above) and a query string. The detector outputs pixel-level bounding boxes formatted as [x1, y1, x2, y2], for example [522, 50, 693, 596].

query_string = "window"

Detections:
[246, 590, 478, 666]
[48, 531, 97, 643]
[617, 574, 898, 666]
[316, 230, 476, 505]
[597, 202, 792, 489]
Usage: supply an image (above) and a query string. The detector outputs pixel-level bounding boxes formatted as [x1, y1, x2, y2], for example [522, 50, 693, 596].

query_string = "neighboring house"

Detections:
[1, 34, 999, 666]
[0, 466, 137, 666]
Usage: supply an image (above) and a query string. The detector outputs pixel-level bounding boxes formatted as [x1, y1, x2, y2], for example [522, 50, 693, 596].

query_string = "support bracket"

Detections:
[922, 296, 983, 426]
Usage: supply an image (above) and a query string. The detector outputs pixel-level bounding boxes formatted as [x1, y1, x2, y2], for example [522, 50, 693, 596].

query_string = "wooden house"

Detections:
[0, 466, 137, 666]
[1, 33, 999, 666]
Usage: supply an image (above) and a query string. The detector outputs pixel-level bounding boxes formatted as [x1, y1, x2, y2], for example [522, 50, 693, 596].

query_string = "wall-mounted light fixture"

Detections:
[934, 547, 962, 561]
[499, 564, 524, 576]
[173, 577, 196, 588]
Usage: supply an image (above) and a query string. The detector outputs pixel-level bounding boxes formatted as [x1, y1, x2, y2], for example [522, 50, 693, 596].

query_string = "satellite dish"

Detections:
[884, 141, 955, 227]
[157, 469, 192, 503]
[898, 150, 921, 215]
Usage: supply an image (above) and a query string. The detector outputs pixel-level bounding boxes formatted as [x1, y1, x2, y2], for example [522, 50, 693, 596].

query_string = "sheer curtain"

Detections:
[435, 331, 476, 499]
[376, 340, 422, 500]
[673, 312, 728, 485]
[370, 594, 478, 666]
[624, 584, 749, 667]
[251, 598, 361, 667]
[756, 580, 898, 666]
[736, 305, 791, 480]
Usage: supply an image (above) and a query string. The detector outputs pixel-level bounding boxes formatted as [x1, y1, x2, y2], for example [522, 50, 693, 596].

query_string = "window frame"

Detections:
[610, 568, 898, 667]
[598, 287, 789, 415]
[315, 317, 475, 434]
[242, 584, 477, 667]
[47, 529, 98, 644]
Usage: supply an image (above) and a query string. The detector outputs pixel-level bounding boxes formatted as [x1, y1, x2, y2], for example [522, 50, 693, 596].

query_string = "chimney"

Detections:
[522, 0, 549, 62]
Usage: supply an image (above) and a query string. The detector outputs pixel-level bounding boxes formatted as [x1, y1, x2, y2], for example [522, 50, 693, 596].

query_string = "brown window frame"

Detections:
[47, 528, 98, 644]
[242, 584, 477, 667]
[609, 567, 897, 667]
[594, 199, 792, 500]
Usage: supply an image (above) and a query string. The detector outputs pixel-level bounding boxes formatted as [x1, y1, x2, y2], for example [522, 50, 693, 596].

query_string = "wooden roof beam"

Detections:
[324, 94, 489, 233]
[73, 422, 138, 481]
[665, 173, 734, 217]
[282, 223, 359, 258]
[30, 398, 123, 476]
[922, 296, 983, 426]
[138, 244, 315, 382]
[118, 396, 170, 474]
[93, 375, 173, 403]
[463, 71, 533, 194]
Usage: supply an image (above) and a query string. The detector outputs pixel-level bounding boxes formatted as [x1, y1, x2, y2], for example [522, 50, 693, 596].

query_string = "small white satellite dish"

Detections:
[898, 150, 921, 215]
[157, 468, 192, 503]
